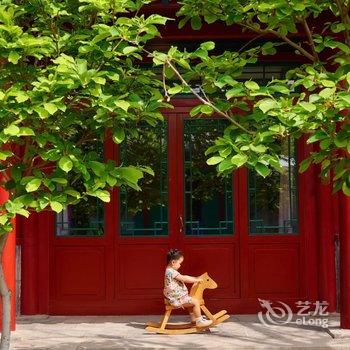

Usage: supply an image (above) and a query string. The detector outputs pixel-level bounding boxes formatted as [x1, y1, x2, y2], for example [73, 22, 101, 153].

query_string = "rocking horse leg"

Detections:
[200, 305, 216, 322]
[160, 309, 172, 330]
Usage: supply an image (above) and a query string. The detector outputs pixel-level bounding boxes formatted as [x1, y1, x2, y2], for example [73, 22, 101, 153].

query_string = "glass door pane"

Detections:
[183, 119, 234, 236]
[119, 122, 168, 236]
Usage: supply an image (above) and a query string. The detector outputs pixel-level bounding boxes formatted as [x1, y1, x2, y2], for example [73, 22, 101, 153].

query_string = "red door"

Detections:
[48, 101, 310, 315]
[174, 111, 241, 313]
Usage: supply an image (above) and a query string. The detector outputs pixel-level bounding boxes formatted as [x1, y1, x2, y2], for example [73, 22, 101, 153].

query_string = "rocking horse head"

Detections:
[190, 272, 217, 299]
[199, 272, 217, 289]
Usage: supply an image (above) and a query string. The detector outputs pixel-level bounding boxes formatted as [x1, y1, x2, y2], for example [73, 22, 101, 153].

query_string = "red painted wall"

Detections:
[0, 187, 16, 330]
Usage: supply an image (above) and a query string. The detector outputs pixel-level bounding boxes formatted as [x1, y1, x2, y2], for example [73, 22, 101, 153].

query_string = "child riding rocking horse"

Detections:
[145, 248, 229, 334]
[164, 249, 212, 328]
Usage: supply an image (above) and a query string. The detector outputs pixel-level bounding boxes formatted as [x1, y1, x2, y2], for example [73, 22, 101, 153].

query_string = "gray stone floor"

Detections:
[10, 314, 350, 349]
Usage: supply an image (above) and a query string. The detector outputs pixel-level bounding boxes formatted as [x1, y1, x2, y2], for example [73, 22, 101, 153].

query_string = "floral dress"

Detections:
[163, 267, 192, 308]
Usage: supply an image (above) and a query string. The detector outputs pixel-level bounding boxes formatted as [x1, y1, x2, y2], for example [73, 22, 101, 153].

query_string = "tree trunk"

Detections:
[0, 232, 11, 350]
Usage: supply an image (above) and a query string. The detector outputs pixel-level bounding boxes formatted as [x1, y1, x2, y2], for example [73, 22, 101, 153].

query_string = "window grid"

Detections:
[184, 119, 234, 236]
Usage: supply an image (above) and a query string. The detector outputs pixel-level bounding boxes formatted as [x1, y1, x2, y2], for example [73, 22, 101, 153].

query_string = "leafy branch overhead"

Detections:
[0, 0, 167, 234]
[151, 0, 350, 195]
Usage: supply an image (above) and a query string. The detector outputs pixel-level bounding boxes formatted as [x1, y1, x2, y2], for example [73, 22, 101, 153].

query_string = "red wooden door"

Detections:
[112, 114, 179, 314]
[174, 112, 241, 313]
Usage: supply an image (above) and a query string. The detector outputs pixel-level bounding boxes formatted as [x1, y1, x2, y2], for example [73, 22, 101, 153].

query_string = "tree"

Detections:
[150, 0, 350, 195]
[0, 1, 171, 348]
[1, 0, 349, 347]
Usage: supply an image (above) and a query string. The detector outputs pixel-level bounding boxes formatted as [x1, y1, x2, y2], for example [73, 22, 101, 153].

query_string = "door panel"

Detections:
[53, 246, 106, 299]
[183, 243, 240, 298]
[247, 244, 300, 297]
[115, 244, 169, 298]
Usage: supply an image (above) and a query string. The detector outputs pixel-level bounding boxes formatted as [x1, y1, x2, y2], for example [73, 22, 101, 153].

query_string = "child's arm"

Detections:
[175, 274, 202, 284]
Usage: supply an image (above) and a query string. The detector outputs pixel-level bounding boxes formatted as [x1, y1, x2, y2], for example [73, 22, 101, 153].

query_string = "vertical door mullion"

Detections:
[168, 113, 180, 248]
[177, 113, 185, 247]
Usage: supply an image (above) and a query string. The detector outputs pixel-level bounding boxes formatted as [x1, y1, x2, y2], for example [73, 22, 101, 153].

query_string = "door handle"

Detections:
[179, 215, 184, 233]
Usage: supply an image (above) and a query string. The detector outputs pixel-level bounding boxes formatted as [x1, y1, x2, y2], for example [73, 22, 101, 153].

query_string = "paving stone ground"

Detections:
[10, 313, 350, 349]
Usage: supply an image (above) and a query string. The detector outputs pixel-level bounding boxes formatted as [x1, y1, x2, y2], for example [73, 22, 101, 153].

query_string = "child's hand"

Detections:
[195, 277, 203, 283]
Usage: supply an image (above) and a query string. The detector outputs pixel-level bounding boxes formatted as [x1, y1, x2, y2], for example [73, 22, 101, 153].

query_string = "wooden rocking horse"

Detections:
[146, 272, 230, 334]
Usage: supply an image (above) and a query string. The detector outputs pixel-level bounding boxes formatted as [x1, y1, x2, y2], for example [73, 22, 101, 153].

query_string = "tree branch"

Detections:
[301, 19, 319, 62]
[165, 60, 253, 135]
[238, 22, 316, 62]
[124, 38, 254, 135]
[335, 0, 350, 46]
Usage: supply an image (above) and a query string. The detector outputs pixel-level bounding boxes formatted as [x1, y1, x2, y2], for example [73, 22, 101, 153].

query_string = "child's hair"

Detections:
[166, 248, 183, 264]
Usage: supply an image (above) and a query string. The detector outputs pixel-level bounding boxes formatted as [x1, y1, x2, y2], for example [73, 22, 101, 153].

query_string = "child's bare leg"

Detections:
[183, 298, 200, 318]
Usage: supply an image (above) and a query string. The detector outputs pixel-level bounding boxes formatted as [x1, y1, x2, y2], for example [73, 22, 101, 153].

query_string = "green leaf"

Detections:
[190, 105, 202, 117]
[109, 73, 119, 81]
[12, 164, 22, 181]
[250, 144, 267, 153]
[191, 16, 202, 30]
[0, 150, 13, 160]
[255, 163, 271, 178]
[258, 99, 278, 113]
[34, 106, 50, 119]
[19, 127, 35, 136]
[307, 130, 328, 144]
[4, 125, 20, 136]
[17, 208, 29, 218]
[226, 87, 244, 99]
[320, 138, 331, 150]
[92, 77, 106, 85]
[342, 182, 350, 196]
[115, 100, 130, 111]
[43, 103, 58, 115]
[92, 190, 110, 202]
[15, 91, 29, 103]
[52, 178, 68, 185]
[245, 81, 260, 91]
[200, 41, 215, 51]
[123, 46, 139, 55]
[262, 42, 277, 55]
[319, 88, 336, 99]
[8, 51, 20, 64]
[231, 154, 248, 167]
[59, 156, 73, 173]
[51, 201, 63, 213]
[113, 129, 125, 144]
[64, 189, 80, 198]
[89, 161, 105, 176]
[25, 178, 41, 192]
[119, 166, 144, 185]
[321, 80, 335, 87]
[300, 102, 316, 112]
[299, 158, 312, 173]
[140, 166, 154, 176]
[200, 105, 214, 115]
[204, 12, 217, 24]
[168, 85, 183, 94]
[334, 136, 348, 148]
[178, 17, 189, 29]
[218, 158, 234, 172]
[0, 215, 8, 225]
[207, 156, 224, 165]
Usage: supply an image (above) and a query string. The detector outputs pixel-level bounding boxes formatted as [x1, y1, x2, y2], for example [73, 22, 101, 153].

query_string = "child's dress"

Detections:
[163, 267, 192, 308]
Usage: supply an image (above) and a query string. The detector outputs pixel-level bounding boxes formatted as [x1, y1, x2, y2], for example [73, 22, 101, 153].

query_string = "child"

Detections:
[163, 248, 213, 328]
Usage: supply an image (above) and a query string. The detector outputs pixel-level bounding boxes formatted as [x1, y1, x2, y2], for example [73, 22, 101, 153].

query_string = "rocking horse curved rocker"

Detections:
[146, 272, 230, 334]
